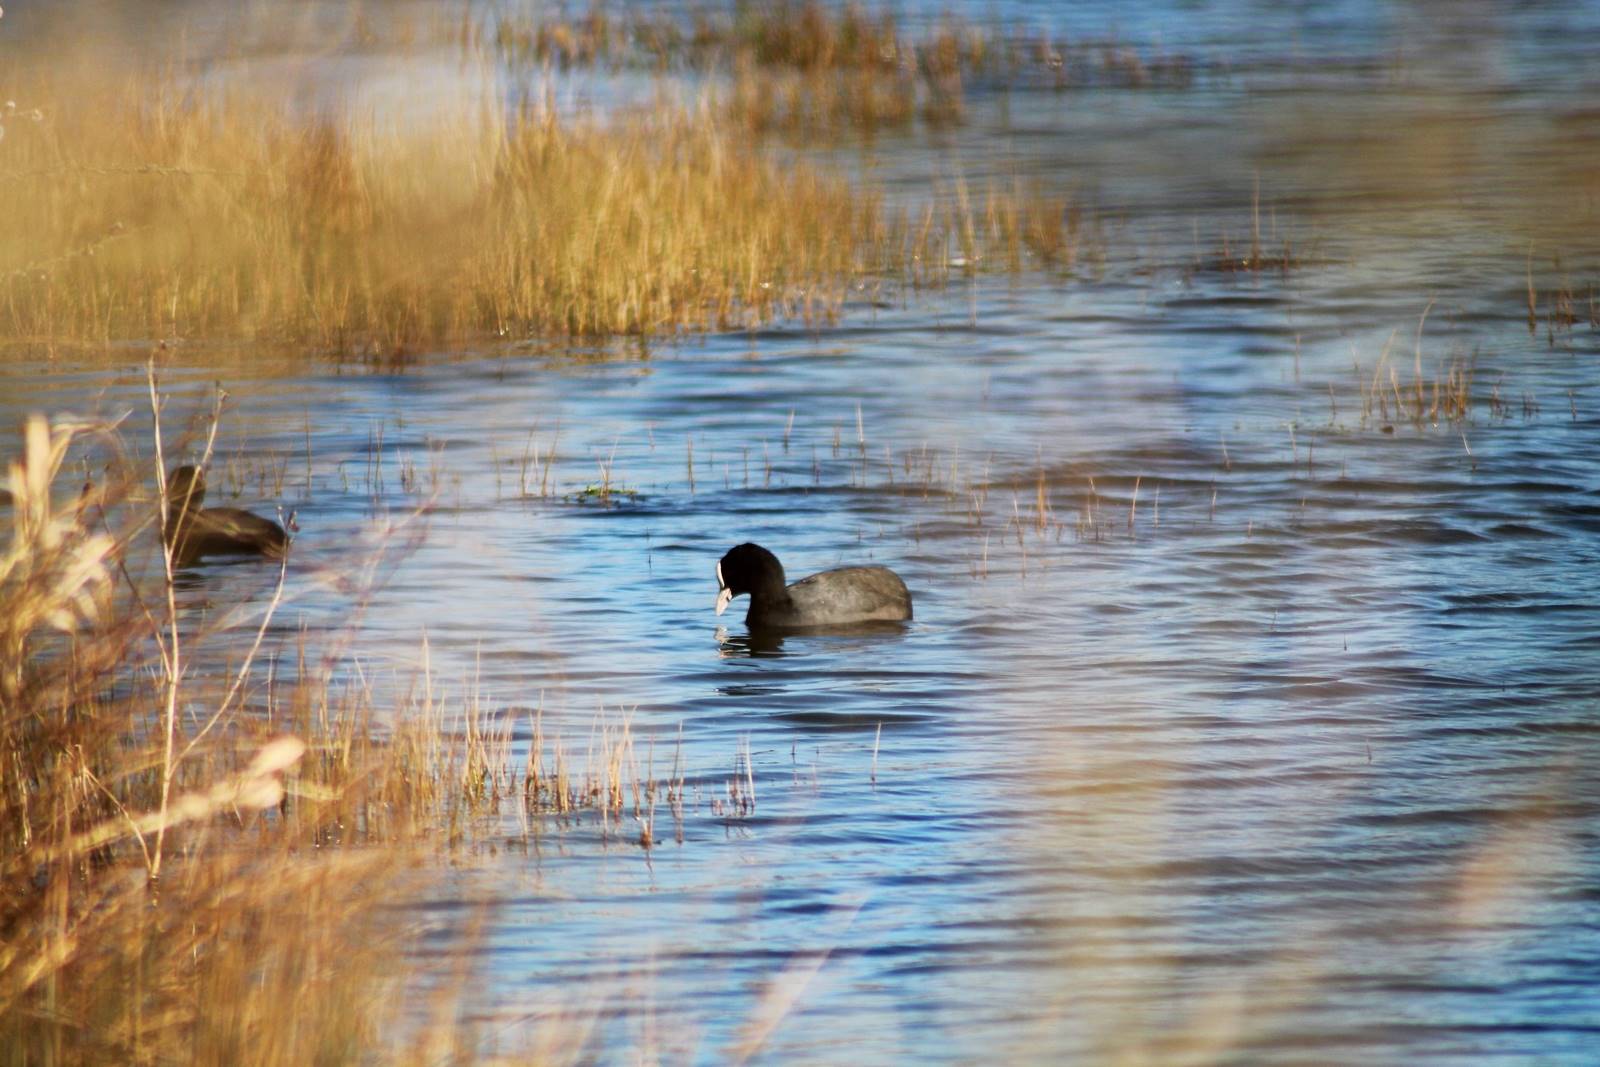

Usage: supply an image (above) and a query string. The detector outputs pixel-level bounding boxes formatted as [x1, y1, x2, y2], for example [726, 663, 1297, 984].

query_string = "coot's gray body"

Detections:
[165, 466, 288, 567]
[716, 543, 911, 629]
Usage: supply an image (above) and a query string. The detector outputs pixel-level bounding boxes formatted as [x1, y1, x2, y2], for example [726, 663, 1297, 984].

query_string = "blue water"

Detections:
[5, 0, 1600, 1062]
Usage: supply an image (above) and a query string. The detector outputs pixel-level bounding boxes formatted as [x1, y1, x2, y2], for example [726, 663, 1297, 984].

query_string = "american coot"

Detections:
[164, 465, 288, 566]
[715, 543, 912, 629]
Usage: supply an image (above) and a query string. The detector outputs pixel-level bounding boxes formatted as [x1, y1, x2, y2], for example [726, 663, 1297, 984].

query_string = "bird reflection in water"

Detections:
[716, 620, 911, 659]
[716, 626, 787, 658]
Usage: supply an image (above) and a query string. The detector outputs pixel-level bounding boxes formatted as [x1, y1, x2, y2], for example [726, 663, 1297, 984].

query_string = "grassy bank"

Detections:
[0, 78, 868, 349]
[0, 53, 1091, 353]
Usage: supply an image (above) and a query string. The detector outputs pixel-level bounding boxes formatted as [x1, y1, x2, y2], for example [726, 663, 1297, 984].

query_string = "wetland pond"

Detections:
[7, 0, 1600, 1061]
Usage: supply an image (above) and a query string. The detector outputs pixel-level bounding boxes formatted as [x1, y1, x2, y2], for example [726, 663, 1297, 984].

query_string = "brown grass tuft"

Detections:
[0, 408, 485, 1061]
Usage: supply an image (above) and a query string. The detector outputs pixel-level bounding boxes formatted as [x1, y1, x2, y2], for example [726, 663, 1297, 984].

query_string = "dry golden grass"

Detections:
[0, 397, 746, 1061]
[0, 63, 1094, 352]
[0, 403, 631, 1061]
[0, 68, 880, 350]
[484, 1, 986, 81]
[0, 3, 1118, 353]
[0, 409, 444, 1062]
[485, 1, 1196, 136]
[720, 2, 974, 133]
[1351, 304, 1477, 430]
[725, 57, 961, 136]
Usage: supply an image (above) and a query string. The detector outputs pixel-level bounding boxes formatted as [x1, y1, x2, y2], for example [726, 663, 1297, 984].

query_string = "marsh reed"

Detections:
[0, 402, 460, 1060]
[1, 73, 1093, 352]
[0, 2, 1118, 355]
[0, 398, 713, 1061]
[0, 76, 866, 348]
[1348, 305, 1477, 430]
[484, 0, 1198, 136]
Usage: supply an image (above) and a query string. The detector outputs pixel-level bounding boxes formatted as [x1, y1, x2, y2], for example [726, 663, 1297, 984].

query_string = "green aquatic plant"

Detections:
[573, 482, 642, 501]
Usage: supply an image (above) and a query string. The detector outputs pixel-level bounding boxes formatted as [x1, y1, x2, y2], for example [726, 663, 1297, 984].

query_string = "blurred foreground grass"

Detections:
[0, 406, 689, 1062]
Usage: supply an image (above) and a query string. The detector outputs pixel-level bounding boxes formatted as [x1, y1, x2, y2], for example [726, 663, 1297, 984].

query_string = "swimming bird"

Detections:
[715, 543, 911, 629]
[163, 465, 288, 566]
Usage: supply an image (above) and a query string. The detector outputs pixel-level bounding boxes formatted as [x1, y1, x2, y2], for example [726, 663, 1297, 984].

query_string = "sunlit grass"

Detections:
[0, 63, 1094, 352]
[0, 402, 724, 1060]
[0, 408, 443, 1061]
[0, 70, 863, 348]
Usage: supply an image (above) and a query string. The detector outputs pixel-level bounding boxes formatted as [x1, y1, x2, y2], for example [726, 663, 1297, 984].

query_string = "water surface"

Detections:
[5, 1, 1600, 1061]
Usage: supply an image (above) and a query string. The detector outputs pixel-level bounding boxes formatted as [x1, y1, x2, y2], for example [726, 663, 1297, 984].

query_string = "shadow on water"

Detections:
[170, 553, 283, 589]
[716, 627, 789, 658]
[716, 620, 912, 659]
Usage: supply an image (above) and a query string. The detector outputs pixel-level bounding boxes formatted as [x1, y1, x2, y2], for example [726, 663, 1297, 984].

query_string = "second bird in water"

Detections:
[164, 465, 289, 567]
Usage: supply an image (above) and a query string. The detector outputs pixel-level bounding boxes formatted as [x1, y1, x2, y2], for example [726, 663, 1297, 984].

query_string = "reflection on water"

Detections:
[717, 627, 788, 659]
[7, 0, 1600, 1062]
[718, 621, 914, 660]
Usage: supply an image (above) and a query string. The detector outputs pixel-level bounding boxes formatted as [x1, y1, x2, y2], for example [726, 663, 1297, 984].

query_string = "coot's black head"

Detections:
[167, 465, 206, 512]
[716, 543, 785, 616]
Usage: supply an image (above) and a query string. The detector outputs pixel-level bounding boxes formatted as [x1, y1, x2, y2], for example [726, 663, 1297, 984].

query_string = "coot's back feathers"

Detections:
[165, 465, 288, 566]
